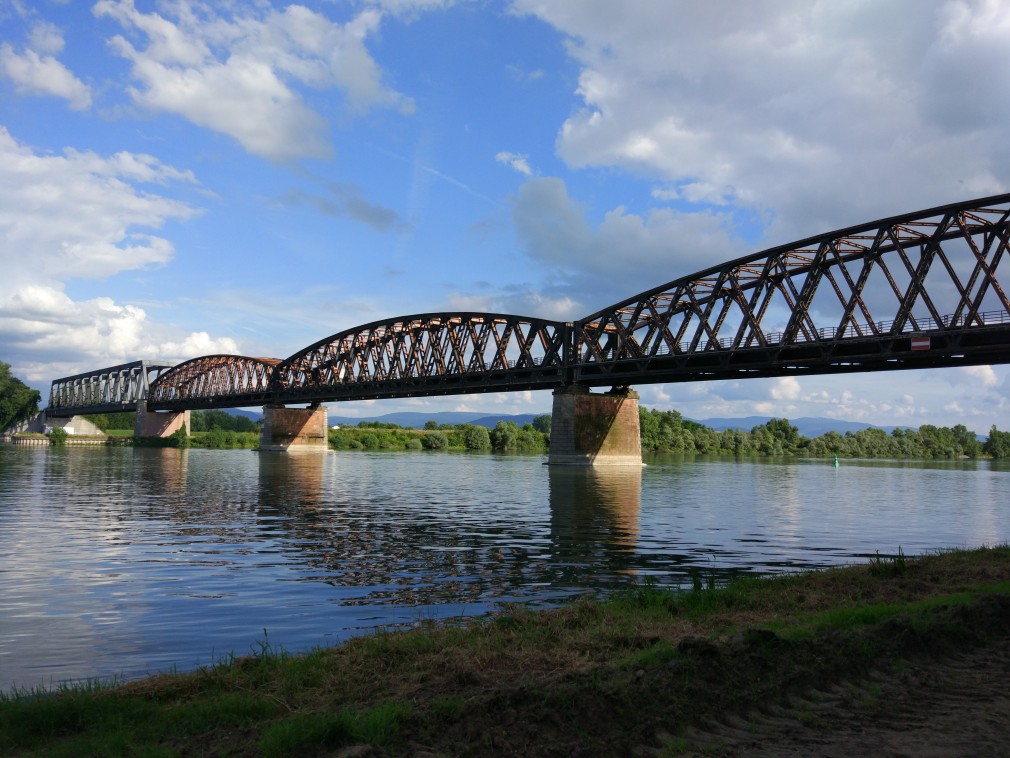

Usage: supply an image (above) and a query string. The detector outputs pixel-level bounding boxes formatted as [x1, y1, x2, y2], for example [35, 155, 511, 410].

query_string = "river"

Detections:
[1, 445, 1007, 692]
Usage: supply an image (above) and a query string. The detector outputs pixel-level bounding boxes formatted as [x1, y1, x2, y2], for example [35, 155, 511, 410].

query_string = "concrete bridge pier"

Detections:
[260, 404, 328, 452]
[548, 384, 643, 466]
[134, 400, 190, 438]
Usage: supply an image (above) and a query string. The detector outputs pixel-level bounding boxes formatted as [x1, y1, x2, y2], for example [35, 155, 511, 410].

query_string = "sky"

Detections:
[2, 0, 1010, 432]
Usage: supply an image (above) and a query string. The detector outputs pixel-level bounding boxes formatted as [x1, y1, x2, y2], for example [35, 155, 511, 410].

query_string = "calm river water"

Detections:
[2, 445, 1008, 692]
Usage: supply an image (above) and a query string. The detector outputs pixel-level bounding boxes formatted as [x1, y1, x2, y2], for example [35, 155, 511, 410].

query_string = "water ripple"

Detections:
[1, 446, 1008, 691]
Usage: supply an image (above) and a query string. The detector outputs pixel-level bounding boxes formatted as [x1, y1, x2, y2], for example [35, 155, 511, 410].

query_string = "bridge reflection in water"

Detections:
[247, 454, 771, 602]
[8, 446, 1008, 691]
[246, 451, 653, 606]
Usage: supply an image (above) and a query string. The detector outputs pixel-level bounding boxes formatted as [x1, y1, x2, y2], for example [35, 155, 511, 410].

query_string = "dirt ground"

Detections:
[396, 595, 1010, 757]
[672, 635, 1010, 757]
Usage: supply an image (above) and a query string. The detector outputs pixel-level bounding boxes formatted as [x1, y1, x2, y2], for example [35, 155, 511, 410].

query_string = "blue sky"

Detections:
[2, 0, 1010, 431]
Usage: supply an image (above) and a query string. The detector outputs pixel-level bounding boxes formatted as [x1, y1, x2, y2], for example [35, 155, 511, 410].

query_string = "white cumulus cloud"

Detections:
[93, 0, 413, 162]
[0, 129, 240, 380]
[511, 0, 1010, 242]
[496, 151, 533, 176]
[510, 176, 750, 307]
[959, 364, 999, 388]
[0, 127, 196, 290]
[0, 21, 92, 109]
[770, 376, 802, 401]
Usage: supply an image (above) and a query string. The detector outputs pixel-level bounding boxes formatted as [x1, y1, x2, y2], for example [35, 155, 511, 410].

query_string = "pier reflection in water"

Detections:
[548, 465, 641, 585]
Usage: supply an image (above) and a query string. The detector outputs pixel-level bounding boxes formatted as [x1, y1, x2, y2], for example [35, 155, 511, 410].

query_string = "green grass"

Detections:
[767, 589, 986, 640]
[868, 546, 908, 577]
[0, 685, 277, 755]
[259, 702, 411, 757]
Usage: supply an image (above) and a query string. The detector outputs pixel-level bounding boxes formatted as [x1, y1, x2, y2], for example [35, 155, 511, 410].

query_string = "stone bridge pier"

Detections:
[134, 400, 190, 438]
[260, 404, 328, 451]
[548, 384, 643, 466]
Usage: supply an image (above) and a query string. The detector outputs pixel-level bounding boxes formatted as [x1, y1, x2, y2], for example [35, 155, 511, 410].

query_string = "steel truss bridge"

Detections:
[44, 193, 1010, 417]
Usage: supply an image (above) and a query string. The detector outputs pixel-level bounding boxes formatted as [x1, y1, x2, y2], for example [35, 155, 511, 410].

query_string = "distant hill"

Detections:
[471, 414, 540, 429]
[326, 411, 541, 429]
[221, 408, 263, 423]
[693, 415, 913, 438]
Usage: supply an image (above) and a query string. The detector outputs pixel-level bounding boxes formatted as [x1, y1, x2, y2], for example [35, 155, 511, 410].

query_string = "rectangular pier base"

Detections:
[548, 385, 643, 466]
[260, 406, 328, 451]
[134, 402, 190, 438]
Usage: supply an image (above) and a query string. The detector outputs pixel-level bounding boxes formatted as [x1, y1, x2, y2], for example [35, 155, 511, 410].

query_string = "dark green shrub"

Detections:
[422, 431, 448, 450]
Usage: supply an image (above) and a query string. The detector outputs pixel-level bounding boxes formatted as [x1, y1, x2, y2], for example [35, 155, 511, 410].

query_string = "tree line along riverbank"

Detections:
[3, 545, 1009, 756]
[55, 407, 1010, 459]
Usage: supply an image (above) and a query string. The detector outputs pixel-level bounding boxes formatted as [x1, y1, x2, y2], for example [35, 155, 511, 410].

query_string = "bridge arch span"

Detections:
[573, 193, 1010, 385]
[273, 312, 571, 403]
[148, 355, 281, 411]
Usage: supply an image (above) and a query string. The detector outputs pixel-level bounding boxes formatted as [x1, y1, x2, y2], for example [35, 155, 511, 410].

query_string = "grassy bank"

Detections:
[3, 545, 1010, 756]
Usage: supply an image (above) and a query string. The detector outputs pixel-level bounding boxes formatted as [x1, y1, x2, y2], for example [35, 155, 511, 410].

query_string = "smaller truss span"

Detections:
[47, 360, 176, 417]
[147, 355, 281, 411]
[273, 312, 572, 403]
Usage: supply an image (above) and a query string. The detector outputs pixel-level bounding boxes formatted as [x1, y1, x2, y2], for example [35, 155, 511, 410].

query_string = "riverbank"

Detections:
[2, 545, 1009, 756]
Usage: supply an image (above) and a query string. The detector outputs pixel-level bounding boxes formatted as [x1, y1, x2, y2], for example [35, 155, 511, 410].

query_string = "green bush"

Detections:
[984, 425, 1010, 458]
[359, 432, 382, 450]
[191, 409, 259, 433]
[47, 426, 68, 446]
[489, 421, 547, 452]
[204, 427, 230, 448]
[422, 431, 448, 450]
[461, 424, 491, 450]
[637, 406, 985, 460]
[189, 429, 256, 449]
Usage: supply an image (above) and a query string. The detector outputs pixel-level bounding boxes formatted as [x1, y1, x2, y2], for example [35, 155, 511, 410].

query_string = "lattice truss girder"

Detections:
[148, 356, 280, 402]
[276, 314, 568, 389]
[48, 362, 170, 410]
[576, 196, 1010, 363]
